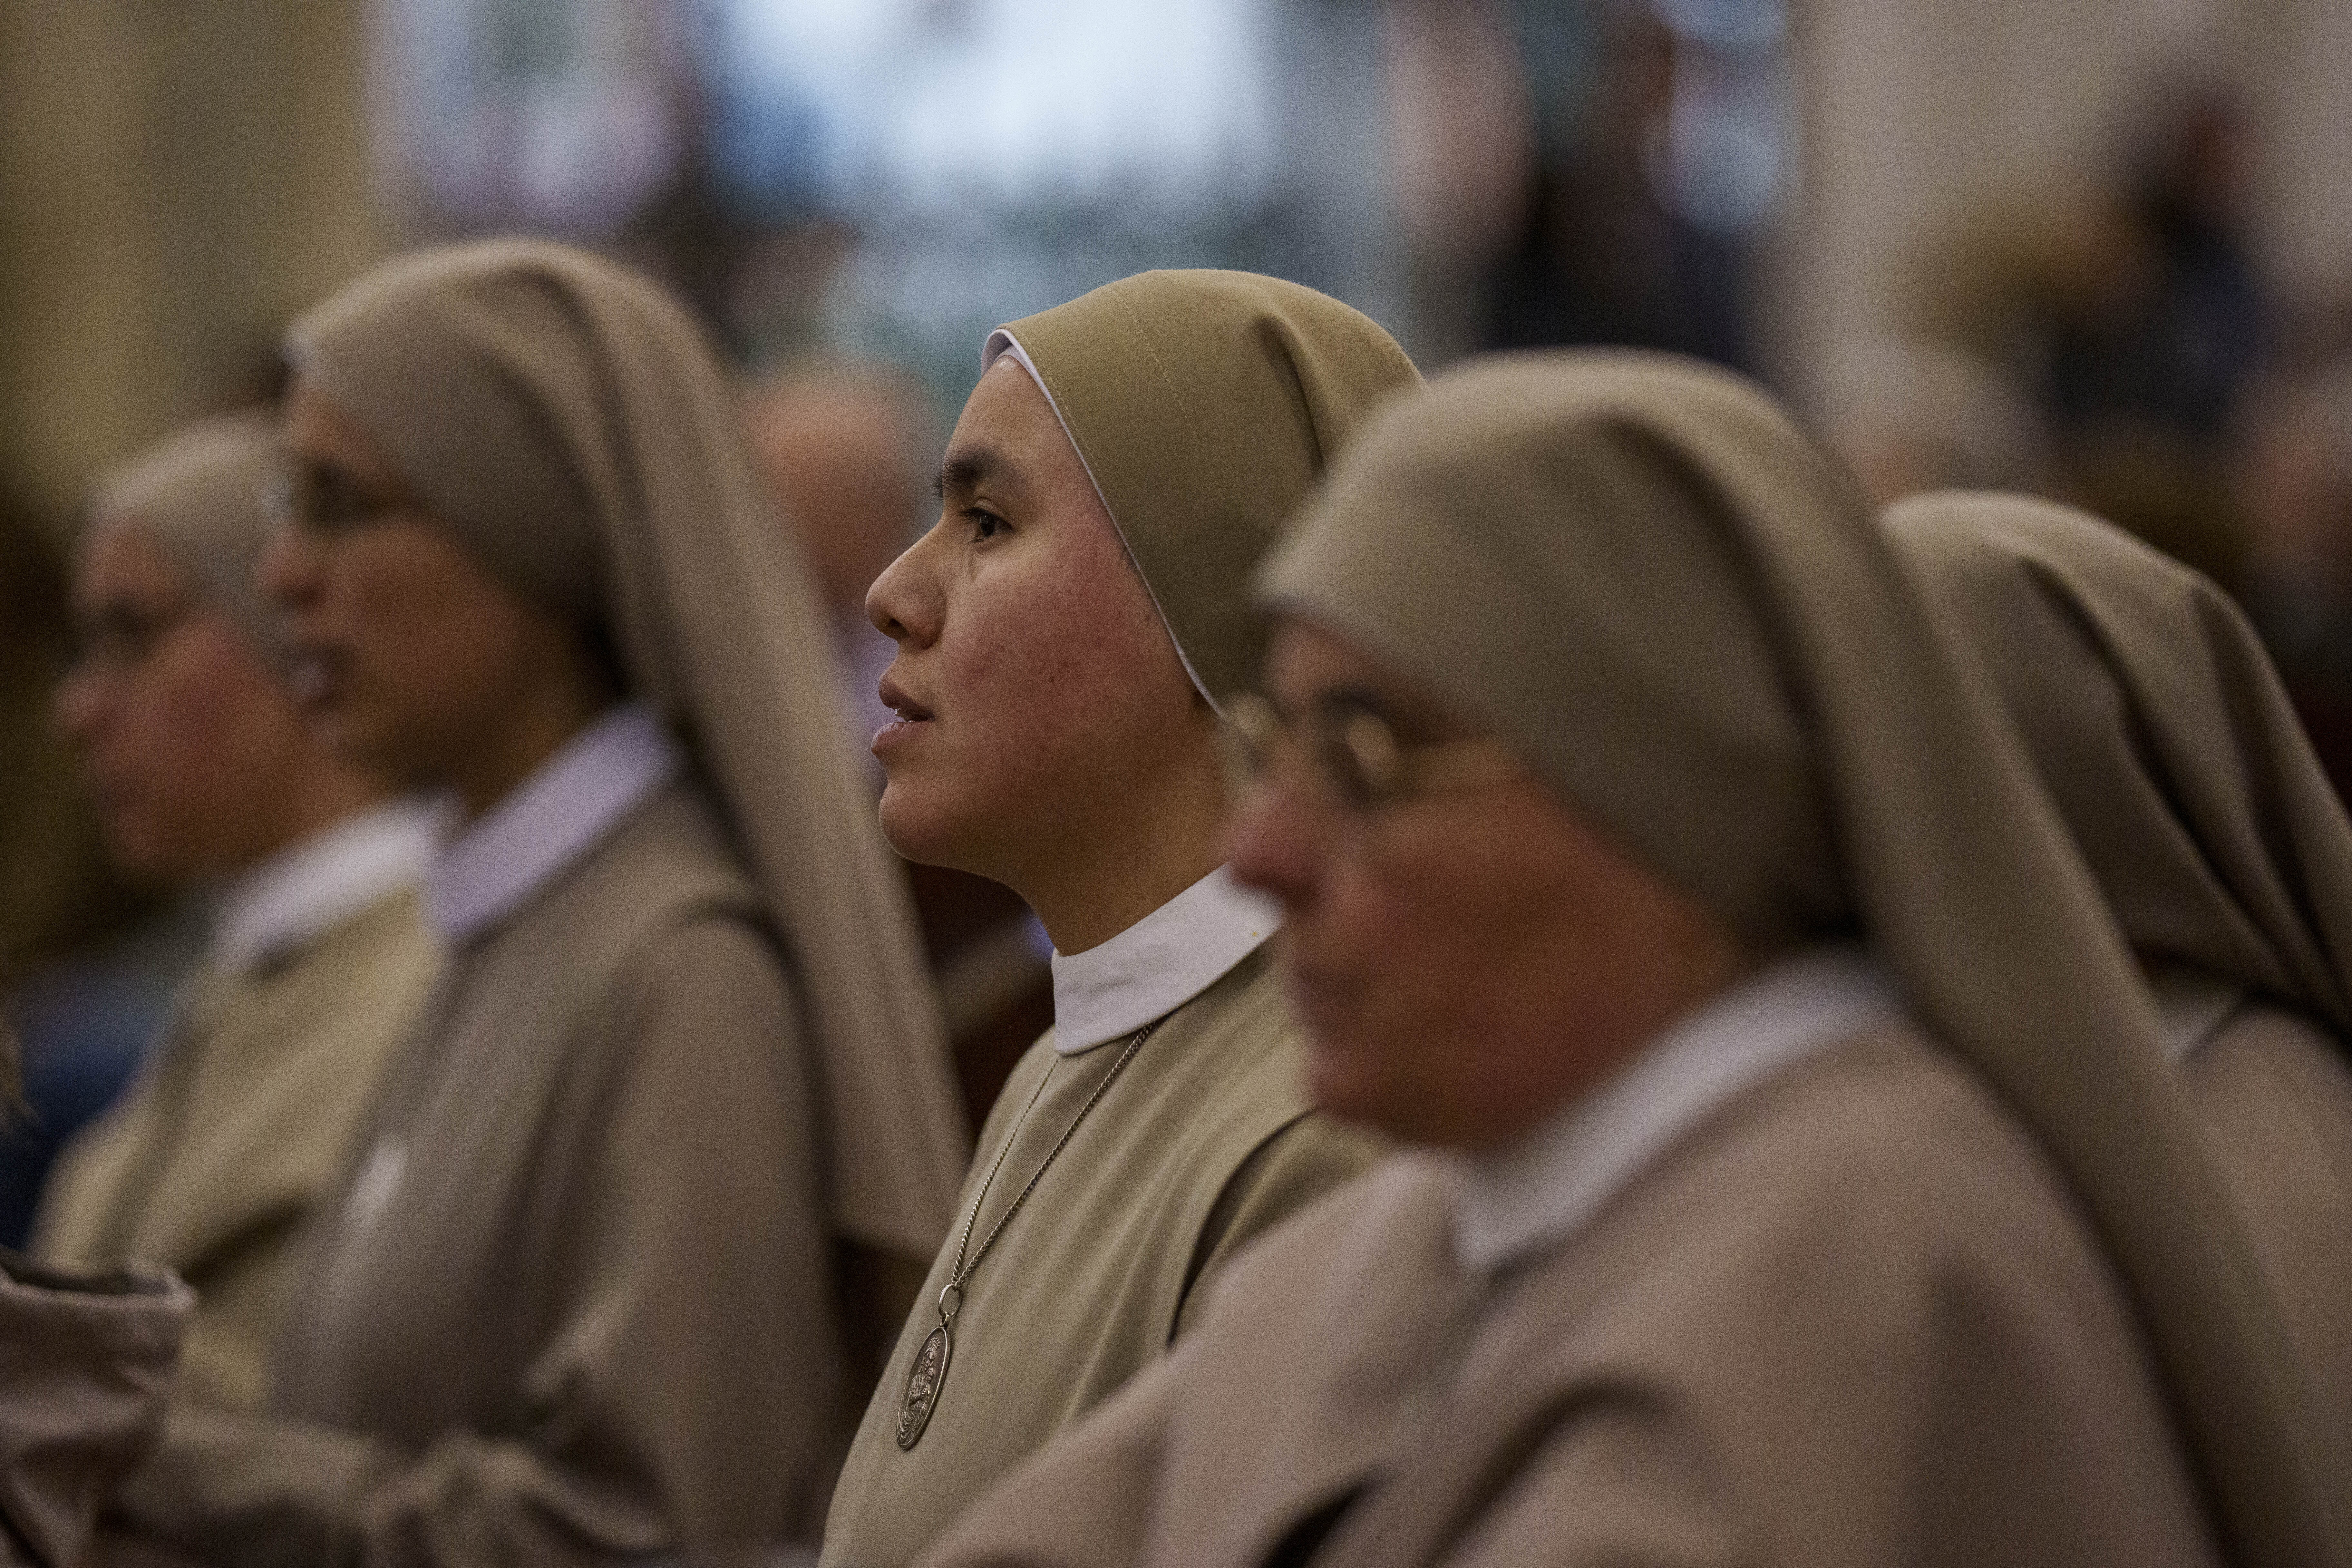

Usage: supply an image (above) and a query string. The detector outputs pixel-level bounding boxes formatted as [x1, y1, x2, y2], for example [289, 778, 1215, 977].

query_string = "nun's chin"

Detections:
[874, 774, 973, 873]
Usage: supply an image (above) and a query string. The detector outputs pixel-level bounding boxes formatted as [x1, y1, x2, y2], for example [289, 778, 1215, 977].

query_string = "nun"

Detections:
[103, 240, 967, 1565]
[912, 354, 2350, 1568]
[823, 272, 1418, 1567]
[40, 412, 438, 1414]
[1888, 490, 2352, 1449]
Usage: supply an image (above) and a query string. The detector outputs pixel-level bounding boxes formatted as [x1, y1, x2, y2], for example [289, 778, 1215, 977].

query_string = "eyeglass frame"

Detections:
[1223, 690, 1521, 813]
[258, 456, 417, 539]
[65, 595, 199, 677]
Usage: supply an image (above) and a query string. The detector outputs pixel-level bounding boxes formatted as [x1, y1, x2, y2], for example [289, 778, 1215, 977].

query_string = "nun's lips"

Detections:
[285, 639, 350, 713]
[873, 673, 933, 756]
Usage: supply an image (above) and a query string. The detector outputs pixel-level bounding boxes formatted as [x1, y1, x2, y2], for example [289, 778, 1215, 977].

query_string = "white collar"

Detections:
[424, 702, 682, 944]
[1049, 865, 1281, 1054]
[1448, 946, 1905, 1276]
[2148, 967, 2247, 1064]
[983, 328, 1219, 715]
[209, 801, 437, 974]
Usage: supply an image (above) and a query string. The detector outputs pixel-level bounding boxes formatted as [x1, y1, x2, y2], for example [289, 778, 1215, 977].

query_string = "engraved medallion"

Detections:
[896, 1322, 952, 1449]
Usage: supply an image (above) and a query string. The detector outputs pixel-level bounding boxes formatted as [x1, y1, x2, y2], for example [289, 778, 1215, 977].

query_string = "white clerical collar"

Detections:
[1448, 945, 1904, 1276]
[983, 328, 1219, 714]
[209, 800, 437, 975]
[1049, 865, 1281, 1055]
[2148, 967, 2246, 1064]
[424, 702, 682, 944]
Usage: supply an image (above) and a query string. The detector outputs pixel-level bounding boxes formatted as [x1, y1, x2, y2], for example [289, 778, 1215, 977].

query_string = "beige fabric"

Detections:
[0, 1253, 190, 1567]
[988, 270, 1422, 706]
[1258, 351, 2351, 1567]
[821, 950, 1382, 1568]
[32, 889, 437, 1411]
[287, 238, 964, 1258]
[921, 1029, 2221, 1568]
[87, 413, 283, 662]
[107, 780, 849, 1563]
[1885, 490, 2352, 1454]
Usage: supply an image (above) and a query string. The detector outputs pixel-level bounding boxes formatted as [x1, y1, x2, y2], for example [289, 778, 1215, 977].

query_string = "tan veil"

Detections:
[1888, 491, 2352, 1041]
[286, 239, 967, 1260]
[1260, 351, 2351, 1568]
[986, 269, 1422, 710]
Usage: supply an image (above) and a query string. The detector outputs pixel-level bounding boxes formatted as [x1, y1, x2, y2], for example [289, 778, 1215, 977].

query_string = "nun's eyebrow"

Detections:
[934, 446, 1008, 502]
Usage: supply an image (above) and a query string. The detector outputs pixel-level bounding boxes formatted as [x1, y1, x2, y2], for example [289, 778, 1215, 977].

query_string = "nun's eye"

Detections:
[964, 508, 1006, 541]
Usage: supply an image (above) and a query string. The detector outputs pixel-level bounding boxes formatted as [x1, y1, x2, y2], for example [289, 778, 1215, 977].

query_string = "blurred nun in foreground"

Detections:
[104, 239, 967, 1565]
[916, 353, 2349, 1568]
[1888, 491, 2352, 1450]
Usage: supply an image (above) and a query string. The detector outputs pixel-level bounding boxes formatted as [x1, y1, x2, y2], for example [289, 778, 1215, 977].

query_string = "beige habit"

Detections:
[820, 272, 1417, 1568]
[918, 353, 2351, 1568]
[33, 415, 440, 1413]
[0, 1252, 189, 1567]
[104, 241, 965, 1566]
[1888, 491, 2352, 1451]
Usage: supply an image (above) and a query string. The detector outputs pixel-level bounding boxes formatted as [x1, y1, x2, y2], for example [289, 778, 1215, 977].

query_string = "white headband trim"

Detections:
[983, 328, 1220, 714]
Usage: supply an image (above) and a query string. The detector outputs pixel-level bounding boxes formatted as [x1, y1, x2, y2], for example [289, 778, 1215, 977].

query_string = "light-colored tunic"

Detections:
[34, 805, 438, 1411]
[107, 711, 848, 1565]
[920, 963, 2219, 1568]
[822, 870, 1381, 1568]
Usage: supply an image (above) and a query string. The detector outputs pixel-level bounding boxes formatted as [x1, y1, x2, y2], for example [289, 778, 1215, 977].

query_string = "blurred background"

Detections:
[4, 0, 2352, 1217]
[6, 0, 2352, 550]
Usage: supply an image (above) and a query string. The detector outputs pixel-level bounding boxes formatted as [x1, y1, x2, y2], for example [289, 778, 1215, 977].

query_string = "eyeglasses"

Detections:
[259, 459, 412, 537]
[1224, 691, 1520, 813]
[67, 599, 194, 675]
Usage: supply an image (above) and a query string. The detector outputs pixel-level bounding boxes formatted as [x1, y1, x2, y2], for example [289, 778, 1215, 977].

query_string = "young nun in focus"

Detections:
[39, 413, 437, 1413]
[1887, 490, 2352, 1448]
[914, 353, 2352, 1568]
[822, 272, 1420, 1567]
[102, 240, 967, 1566]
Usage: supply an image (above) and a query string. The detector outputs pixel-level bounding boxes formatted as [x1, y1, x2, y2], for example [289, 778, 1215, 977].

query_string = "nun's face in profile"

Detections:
[55, 524, 312, 880]
[867, 358, 1202, 885]
[1229, 620, 1744, 1151]
[261, 374, 585, 799]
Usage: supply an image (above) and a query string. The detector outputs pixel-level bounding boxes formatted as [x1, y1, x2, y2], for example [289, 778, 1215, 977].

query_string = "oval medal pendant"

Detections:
[896, 1321, 952, 1449]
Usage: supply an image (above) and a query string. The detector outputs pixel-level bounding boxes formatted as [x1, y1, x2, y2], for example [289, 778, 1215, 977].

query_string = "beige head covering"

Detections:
[1260, 350, 2352, 1568]
[88, 411, 284, 662]
[1890, 491, 2352, 1041]
[286, 238, 966, 1259]
[986, 269, 1422, 709]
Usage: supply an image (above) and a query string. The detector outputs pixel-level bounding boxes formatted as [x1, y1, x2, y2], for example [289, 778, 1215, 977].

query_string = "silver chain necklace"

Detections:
[895, 1019, 1159, 1449]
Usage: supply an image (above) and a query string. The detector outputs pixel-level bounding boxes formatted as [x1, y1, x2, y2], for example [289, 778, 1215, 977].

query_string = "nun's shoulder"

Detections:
[1183, 1153, 1456, 1334]
[1519, 1021, 2152, 1390]
[491, 775, 775, 994]
[555, 777, 763, 927]
[1611, 1023, 2112, 1271]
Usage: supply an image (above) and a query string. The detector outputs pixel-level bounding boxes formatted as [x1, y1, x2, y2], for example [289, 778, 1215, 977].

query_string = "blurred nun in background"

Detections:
[40, 412, 438, 1414]
[1889, 490, 2352, 1452]
[103, 239, 967, 1566]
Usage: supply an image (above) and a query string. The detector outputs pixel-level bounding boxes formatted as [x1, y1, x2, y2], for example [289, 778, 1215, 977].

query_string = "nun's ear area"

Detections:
[989, 271, 1421, 709]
